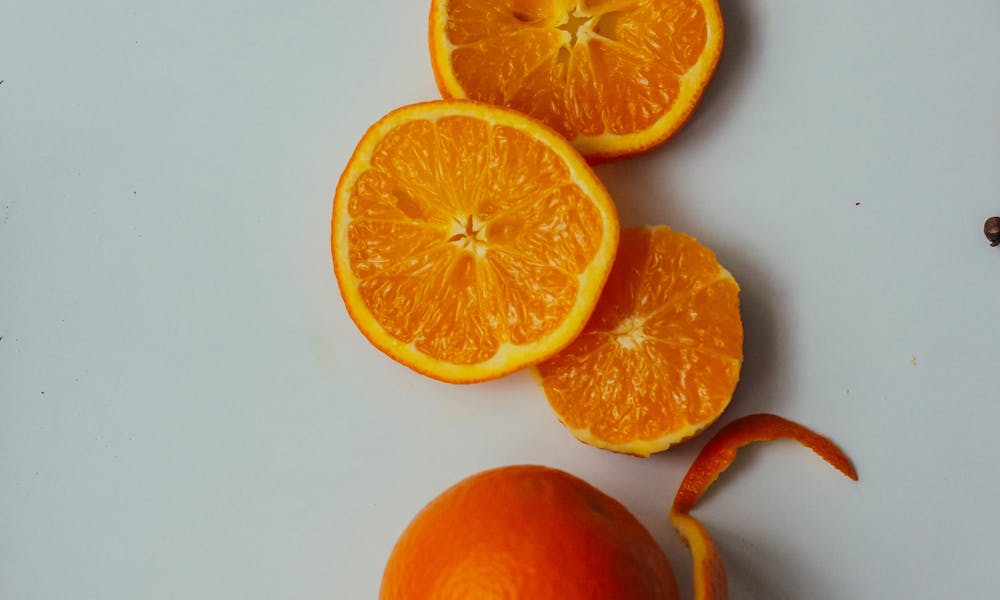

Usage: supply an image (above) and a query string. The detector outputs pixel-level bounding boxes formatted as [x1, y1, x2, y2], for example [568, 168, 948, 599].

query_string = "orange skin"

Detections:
[670, 511, 728, 600]
[669, 413, 859, 600]
[672, 413, 859, 514]
[380, 465, 679, 599]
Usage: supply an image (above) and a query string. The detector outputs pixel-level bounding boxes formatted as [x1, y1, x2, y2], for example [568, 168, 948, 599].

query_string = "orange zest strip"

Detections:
[669, 413, 858, 599]
[672, 413, 859, 515]
[668, 510, 727, 600]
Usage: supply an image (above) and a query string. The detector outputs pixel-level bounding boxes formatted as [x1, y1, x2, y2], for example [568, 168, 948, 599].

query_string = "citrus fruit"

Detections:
[535, 225, 742, 456]
[428, 0, 725, 161]
[380, 465, 679, 599]
[669, 414, 858, 599]
[332, 100, 619, 383]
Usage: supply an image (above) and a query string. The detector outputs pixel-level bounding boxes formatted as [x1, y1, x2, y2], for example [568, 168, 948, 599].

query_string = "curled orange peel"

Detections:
[672, 413, 858, 514]
[669, 413, 858, 600]
[669, 510, 728, 600]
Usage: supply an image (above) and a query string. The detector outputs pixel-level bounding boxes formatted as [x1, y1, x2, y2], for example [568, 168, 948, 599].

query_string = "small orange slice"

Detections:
[332, 100, 619, 383]
[535, 226, 742, 456]
[429, 0, 724, 161]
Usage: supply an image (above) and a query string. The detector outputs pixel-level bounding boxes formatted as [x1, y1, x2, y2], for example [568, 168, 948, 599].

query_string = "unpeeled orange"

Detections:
[379, 465, 679, 599]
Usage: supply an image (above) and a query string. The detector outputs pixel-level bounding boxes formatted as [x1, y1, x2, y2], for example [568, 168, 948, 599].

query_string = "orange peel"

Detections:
[669, 413, 858, 599]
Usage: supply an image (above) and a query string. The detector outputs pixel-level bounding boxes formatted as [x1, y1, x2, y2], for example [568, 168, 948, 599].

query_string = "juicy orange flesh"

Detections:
[346, 115, 603, 365]
[537, 227, 741, 444]
[443, 0, 708, 140]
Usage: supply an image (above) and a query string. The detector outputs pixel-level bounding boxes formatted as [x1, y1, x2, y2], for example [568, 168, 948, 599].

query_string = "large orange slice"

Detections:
[535, 226, 742, 455]
[429, 0, 724, 161]
[332, 101, 619, 383]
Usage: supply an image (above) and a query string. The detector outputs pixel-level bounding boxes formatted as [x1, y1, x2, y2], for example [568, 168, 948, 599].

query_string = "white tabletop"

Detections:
[3, 1, 999, 598]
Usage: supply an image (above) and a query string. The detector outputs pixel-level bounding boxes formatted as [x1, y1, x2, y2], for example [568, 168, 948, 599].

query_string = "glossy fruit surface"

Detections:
[380, 465, 678, 599]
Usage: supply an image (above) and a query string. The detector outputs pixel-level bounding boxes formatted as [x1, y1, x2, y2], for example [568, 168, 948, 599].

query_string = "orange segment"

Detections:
[535, 226, 742, 456]
[429, 0, 724, 161]
[332, 101, 619, 383]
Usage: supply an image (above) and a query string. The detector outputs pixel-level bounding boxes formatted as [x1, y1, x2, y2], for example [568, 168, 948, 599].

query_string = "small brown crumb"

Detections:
[986, 216, 1000, 247]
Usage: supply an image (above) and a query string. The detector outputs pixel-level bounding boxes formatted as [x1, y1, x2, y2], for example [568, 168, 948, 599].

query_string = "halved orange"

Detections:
[535, 226, 742, 456]
[332, 100, 619, 383]
[429, 0, 724, 161]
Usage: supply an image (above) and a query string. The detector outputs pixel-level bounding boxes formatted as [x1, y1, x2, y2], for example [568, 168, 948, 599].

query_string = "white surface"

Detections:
[2, 1, 999, 598]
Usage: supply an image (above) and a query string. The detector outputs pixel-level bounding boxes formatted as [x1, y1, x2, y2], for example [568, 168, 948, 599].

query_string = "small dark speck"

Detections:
[132, 190, 137, 195]
[985, 216, 1000, 247]
[855, 202, 861, 206]
[40, 391, 45, 395]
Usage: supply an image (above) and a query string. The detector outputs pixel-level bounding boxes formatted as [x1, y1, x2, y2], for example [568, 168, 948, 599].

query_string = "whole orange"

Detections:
[379, 465, 678, 599]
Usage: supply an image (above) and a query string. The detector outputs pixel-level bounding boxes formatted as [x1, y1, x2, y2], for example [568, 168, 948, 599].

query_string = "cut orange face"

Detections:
[332, 101, 619, 383]
[535, 226, 742, 456]
[429, 0, 724, 161]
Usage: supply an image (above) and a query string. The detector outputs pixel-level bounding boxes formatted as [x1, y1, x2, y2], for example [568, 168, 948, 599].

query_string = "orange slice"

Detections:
[429, 0, 724, 161]
[535, 226, 742, 456]
[332, 100, 619, 383]
[668, 414, 858, 600]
